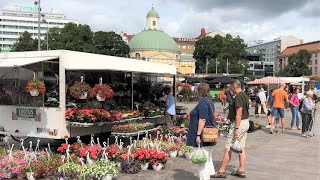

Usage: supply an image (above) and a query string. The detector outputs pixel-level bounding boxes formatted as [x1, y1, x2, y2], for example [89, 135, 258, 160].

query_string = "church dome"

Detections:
[128, 29, 180, 53]
[146, 7, 160, 18]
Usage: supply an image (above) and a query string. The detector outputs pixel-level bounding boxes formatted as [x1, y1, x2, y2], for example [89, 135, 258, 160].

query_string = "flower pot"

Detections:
[26, 172, 35, 180]
[141, 162, 149, 171]
[79, 92, 88, 99]
[96, 94, 106, 101]
[30, 89, 39, 97]
[178, 151, 184, 157]
[152, 163, 163, 171]
[101, 175, 113, 180]
[169, 151, 178, 158]
[185, 153, 192, 159]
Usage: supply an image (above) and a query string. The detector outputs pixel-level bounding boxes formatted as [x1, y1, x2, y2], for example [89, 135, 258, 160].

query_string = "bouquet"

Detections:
[69, 81, 91, 99]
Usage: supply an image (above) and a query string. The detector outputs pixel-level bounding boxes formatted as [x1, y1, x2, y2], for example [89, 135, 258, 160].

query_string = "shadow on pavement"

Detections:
[172, 169, 198, 180]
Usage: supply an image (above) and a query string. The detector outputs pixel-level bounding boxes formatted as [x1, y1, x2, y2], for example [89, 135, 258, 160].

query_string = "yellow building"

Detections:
[128, 7, 195, 75]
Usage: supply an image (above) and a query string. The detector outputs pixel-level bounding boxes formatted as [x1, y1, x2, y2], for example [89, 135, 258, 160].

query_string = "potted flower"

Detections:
[79, 145, 101, 164]
[89, 78, 114, 101]
[149, 149, 169, 171]
[26, 78, 46, 97]
[182, 146, 193, 159]
[167, 143, 179, 158]
[132, 148, 151, 170]
[92, 160, 118, 180]
[119, 153, 141, 174]
[58, 162, 82, 179]
[69, 80, 92, 99]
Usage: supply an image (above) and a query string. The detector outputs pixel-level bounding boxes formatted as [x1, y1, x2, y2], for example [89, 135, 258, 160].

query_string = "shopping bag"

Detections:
[230, 140, 242, 153]
[191, 144, 207, 164]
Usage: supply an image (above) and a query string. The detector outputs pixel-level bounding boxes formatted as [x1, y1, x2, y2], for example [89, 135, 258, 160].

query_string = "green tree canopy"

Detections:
[12, 31, 38, 51]
[193, 34, 248, 74]
[277, 49, 312, 77]
[93, 31, 129, 57]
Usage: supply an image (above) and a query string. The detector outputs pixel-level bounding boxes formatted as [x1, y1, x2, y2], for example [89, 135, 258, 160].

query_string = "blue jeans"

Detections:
[290, 106, 300, 127]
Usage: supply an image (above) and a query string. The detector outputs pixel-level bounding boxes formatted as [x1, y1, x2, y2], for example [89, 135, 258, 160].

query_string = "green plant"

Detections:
[182, 146, 193, 154]
[92, 160, 118, 177]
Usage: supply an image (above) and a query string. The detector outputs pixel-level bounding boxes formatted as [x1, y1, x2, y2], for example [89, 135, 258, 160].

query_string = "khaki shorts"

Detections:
[225, 119, 249, 150]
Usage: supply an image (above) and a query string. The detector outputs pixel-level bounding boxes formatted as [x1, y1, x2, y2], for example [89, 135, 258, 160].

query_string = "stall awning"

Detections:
[0, 56, 58, 67]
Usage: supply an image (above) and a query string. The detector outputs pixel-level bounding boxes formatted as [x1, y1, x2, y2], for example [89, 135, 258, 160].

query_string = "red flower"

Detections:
[80, 148, 88, 157]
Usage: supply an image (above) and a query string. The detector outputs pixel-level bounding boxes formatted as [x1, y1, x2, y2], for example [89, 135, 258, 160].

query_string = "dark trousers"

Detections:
[301, 112, 312, 133]
[165, 112, 175, 129]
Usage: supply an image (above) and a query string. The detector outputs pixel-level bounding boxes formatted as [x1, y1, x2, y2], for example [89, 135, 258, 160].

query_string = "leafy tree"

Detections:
[193, 34, 248, 74]
[93, 31, 129, 57]
[277, 49, 312, 77]
[12, 31, 37, 51]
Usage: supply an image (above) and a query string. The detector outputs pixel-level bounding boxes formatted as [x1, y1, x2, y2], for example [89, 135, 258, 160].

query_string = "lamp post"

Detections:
[34, 0, 41, 51]
[215, 58, 220, 74]
[226, 58, 229, 74]
[42, 19, 48, 50]
[205, 57, 209, 74]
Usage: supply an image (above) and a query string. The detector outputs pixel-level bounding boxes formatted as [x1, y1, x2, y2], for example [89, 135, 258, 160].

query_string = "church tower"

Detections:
[146, 7, 160, 30]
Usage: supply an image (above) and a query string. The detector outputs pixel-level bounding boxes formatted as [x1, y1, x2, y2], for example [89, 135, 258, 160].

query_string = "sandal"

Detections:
[231, 170, 246, 178]
[210, 171, 227, 178]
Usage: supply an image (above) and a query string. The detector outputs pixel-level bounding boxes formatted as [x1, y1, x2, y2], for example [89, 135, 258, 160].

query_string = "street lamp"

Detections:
[35, 0, 41, 51]
[42, 19, 48, 50]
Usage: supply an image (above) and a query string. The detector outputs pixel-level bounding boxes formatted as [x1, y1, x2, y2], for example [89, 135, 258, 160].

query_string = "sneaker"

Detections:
[270, 130, 273, 134]
[301, 133, 307, 137]
[291, 127, 297, 130]
[308, 132, 313, 137]
[297, 127, 302, 130]
[266, 125, 271, 129]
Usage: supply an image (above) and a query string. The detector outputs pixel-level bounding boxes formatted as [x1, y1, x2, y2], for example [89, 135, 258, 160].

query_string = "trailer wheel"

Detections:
[11, 135, 30, 142]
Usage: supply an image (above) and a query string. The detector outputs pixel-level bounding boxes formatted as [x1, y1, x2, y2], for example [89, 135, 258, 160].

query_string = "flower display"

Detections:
[26, 78, 46, 94]
[79, 145, 101, 160]
[132, 148, 151, 164]
[69, 81, 92, 99]
[65, 108, 112, 123]
[215, 114, 231, 134]
[149, 149, 169, 166]
[89, 84, 114, 99]
[0, 151, 28, 179]
[111, 123, 154, 133]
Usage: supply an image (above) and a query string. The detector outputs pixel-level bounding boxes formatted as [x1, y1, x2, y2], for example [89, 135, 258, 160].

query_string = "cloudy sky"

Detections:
[1, 0, 320, 44]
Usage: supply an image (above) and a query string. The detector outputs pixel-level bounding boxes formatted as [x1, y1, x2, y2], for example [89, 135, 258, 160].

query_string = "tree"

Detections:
[193, 34, 248, 74]
[277, 49, 312, 77]
[12, 31, 37, 51]
[93, 31, 129, 57]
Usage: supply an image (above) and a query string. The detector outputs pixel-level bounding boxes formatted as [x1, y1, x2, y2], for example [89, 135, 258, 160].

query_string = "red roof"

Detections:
[279, 41, 320, 57]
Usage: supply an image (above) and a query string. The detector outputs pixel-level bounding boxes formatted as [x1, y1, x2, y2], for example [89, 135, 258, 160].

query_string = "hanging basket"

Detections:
[96, 94, 106, 102]
[30, 89, 39, 97]
[79, 92, 88, 100]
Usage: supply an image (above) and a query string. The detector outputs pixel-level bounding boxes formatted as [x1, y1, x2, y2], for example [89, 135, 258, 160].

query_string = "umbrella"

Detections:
[182, 77, 208, 83]
[210, 76, 235, 84]
[247, 76, 287, 85]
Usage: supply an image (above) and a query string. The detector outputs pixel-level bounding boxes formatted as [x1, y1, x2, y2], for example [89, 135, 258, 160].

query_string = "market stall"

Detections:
[0, 50, 176, 140]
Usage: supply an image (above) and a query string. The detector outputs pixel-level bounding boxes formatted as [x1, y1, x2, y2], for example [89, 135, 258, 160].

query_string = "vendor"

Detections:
[164, 87, 176, 128]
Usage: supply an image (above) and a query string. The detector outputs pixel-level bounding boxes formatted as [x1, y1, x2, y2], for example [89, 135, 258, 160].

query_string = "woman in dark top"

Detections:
[186, 83, 216, 180]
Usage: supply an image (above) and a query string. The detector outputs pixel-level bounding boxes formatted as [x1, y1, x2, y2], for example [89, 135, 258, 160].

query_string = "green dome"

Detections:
[146, 7, 160, 18]
[128, 29, 180, 53]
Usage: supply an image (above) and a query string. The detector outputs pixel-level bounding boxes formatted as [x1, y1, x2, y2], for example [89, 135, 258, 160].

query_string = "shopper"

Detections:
[270, 83, 289, 134]
[211, 80, 250, 178]
[164, 87, 176, 129]
[223, 84, 232, 113]
[258, 88, 268, 117]
[300, 90, 316, 137]
[186, 83, 215, 180]
[219, 87, 227, 111]
[290, 88, 301, 130]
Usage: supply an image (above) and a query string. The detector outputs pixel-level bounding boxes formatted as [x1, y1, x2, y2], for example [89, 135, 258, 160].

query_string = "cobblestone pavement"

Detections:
[118, 102, 320, 180]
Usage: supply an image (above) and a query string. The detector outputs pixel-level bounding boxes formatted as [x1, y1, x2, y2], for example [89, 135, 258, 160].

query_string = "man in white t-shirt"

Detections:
[258, 88, 268, 117]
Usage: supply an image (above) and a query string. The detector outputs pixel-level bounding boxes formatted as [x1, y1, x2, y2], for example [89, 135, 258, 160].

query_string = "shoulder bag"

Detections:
[202, 98, 219, 143]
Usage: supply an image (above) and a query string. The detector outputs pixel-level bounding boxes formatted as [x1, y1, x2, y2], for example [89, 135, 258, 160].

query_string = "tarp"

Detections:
[247, 76, 287, 85]
[0, 56, 58, 67]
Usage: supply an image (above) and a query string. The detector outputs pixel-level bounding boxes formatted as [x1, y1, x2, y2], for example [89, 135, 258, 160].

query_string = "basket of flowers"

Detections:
[26, 78, 46, 97]
[89, 78, 114, 102]
[69, 76, 92, 99]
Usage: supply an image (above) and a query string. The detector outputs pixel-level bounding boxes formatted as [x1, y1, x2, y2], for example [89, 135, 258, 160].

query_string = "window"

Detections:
[309, 60, 313, 65]
[135, 53, 141, 60]
[316, 59, 318, 65]
[315, 53, 317, 57]
[176, 55, 179, 60]
[152, 21, 156, 26]
[315, 67, 318, 74]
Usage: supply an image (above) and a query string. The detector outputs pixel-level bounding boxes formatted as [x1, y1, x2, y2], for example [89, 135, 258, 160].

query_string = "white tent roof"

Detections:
[0, 56, 58, 67]
[0, 50, 176, 75]
[278, 77, 310, 83]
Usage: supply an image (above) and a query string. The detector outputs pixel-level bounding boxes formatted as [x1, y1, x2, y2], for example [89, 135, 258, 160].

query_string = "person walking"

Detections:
[270, 83, 289, 134]
[186, 83, 215, 180]
[211, 80, 250, 178]
[290, 88, 301, 130]
[300, 90, 316, 137]
[223, 85, 232, 113]
[258, 88, 268, 117]
[219, 87, 227, 111]
[164, 87, 176, 129]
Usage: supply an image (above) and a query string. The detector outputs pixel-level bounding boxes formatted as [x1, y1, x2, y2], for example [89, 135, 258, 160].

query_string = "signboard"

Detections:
[19, 6, 39, 13]
[16, 108, 36, 118]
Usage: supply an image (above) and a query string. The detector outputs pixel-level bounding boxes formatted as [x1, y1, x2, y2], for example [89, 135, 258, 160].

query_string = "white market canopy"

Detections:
[0, 50, 176, 75]
[278, 77, 310, 83]
[247, 76, 287, 85]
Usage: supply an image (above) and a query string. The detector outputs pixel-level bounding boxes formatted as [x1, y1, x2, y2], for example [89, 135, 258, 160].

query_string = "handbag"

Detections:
[202, 98, 219, 143]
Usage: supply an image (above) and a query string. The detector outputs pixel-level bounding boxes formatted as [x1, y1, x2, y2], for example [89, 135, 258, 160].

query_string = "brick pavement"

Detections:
[118, 102, 320, 180]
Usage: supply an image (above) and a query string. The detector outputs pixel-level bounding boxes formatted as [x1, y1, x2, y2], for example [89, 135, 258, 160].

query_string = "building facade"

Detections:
[128, 7, 196, 75]
[0, 5, 78, 52]
[247, 54, 275, 77]
[277, 41, 320, 76]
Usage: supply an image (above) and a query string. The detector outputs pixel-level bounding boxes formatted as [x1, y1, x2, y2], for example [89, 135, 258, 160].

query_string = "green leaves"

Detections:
[277, 49, 312, 77]
[193, 34, 248, 74]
